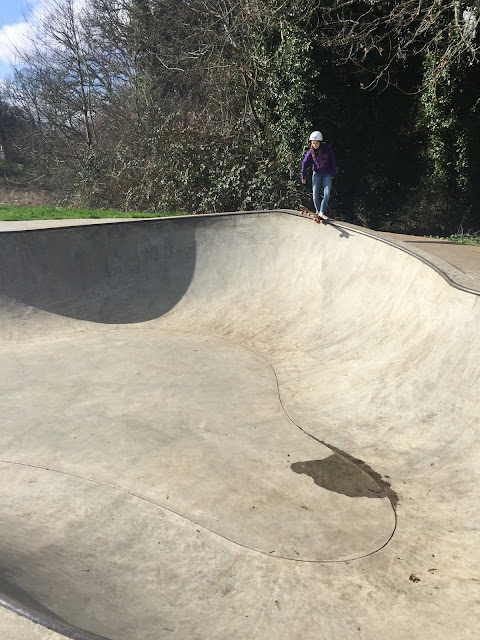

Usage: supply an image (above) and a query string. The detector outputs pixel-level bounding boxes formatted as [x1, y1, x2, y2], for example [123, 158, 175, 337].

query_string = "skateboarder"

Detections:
[301, 131, 336, 219]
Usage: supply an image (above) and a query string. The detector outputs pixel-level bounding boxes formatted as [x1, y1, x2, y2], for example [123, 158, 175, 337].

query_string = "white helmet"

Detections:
[309, 131, 323, 141]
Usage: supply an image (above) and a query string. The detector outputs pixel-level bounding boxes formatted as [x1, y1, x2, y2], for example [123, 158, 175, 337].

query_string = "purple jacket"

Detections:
[301, 143, 336, 180]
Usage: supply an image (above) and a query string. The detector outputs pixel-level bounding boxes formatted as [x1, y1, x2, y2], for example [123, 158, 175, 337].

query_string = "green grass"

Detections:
[445, 234, 480, 246]
[427, 233, 480, 246]
[0, 205, 189, 221]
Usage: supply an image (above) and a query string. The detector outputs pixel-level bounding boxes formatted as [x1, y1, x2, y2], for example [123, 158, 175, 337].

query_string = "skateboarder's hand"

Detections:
[301, 179, 306, 184]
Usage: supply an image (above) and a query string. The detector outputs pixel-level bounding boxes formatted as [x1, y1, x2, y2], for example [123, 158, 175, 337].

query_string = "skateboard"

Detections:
[298, 205, 330, 224]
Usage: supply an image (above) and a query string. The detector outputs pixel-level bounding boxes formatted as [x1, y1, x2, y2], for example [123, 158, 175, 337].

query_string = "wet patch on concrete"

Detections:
[291, 455, 387, 500]
[291, 449, 398, 511]
[319, 441, 399, 511]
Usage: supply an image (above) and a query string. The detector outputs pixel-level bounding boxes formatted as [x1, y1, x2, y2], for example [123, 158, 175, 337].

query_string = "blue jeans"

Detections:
[312, 172, 332, 214]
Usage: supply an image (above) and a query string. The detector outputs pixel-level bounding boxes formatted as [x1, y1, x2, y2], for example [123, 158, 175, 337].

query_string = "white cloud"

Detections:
[0, 20, 33, 65]
[0, 0, 88, 68]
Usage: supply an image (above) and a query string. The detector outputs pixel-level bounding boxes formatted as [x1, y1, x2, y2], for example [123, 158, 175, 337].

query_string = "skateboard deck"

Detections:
[298, 205, 330, 224]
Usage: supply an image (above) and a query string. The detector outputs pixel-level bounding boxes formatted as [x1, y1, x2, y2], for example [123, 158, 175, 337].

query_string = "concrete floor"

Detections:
[0, 211, 479, 640]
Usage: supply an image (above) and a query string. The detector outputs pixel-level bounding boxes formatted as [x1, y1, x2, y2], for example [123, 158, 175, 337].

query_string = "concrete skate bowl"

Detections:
[0, 211, 479, 640]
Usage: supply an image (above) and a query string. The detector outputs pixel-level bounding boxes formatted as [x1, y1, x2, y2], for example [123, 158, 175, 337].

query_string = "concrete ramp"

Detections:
[0, 211, 479, 640]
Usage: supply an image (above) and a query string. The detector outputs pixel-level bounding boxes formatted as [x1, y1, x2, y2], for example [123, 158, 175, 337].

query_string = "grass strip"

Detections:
[0, 205, 188, 221]
[445, 234, 480, 246]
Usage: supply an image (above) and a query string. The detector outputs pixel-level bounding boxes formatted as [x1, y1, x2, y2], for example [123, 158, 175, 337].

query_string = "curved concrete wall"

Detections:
[0, 211, 479, 640]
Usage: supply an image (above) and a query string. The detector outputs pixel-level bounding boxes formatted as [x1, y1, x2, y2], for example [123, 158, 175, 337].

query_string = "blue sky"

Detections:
[0, 0, 34, 81]
[1, 0, 29, 23]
